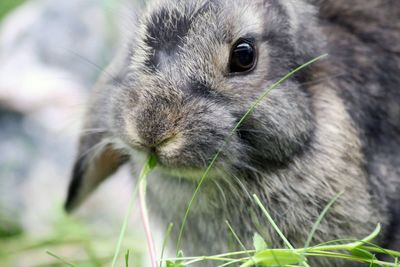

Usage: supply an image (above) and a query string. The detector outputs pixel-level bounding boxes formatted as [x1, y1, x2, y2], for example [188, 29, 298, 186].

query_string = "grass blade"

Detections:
[253, 194, 294, 250]
[226, 220, 259, 267]
[241, 249, 302, 267]
[226, 221, 250, 254]
[111, 154, 157, 267]
[46, 250, 77, 267]
[139, 168, 157, 267]
[160, 223, 174, 267]
[125, 250, 130, 267]
[303, 192, 344, 250]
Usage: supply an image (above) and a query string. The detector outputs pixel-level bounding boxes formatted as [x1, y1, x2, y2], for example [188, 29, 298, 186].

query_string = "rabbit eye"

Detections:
[229, 38, 257, 74]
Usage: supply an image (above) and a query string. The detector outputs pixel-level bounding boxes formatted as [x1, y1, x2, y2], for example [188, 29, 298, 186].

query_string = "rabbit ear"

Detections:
[65, 134, 129, 212]
[64, 43, 134, 212]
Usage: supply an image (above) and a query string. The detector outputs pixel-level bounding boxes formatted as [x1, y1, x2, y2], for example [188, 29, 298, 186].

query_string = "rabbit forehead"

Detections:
[135, 0, 268, 72]
[143, 0, 265, 35]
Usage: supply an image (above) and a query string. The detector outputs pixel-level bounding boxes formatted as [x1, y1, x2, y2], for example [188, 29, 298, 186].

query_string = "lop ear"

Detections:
[64, 134, 129, 212]
[64, 47, 132, 212]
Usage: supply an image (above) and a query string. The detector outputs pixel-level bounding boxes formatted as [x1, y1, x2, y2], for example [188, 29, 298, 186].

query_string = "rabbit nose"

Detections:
[128, 125, 178, 153]
[133, 117, 181, 152]
[137, 131, 182, 157]
[148, 135, 176, 150]
[136, 130, 170, 150]
[132, 92, 185, 153]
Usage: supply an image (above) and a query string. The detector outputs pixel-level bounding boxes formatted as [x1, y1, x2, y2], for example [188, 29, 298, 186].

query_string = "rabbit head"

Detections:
[65, 0, 323, 211]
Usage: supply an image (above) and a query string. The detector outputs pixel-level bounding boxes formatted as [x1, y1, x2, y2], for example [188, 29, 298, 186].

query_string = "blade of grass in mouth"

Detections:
[111, 154, 157, 267]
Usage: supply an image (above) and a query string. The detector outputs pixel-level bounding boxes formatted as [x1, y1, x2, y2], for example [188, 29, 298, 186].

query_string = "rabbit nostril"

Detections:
[153, 133, 184, 155]
[154, 135, 176, 150]
[157, 135, 174, 146]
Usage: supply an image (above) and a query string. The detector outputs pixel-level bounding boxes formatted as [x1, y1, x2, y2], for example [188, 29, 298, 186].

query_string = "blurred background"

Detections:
[0, 0, 148, 266]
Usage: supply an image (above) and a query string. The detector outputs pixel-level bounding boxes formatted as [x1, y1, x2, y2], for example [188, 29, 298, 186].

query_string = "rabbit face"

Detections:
[65, 0, 397, 260]
[111, 0, 319, 174]
[64, 0, 324, 210]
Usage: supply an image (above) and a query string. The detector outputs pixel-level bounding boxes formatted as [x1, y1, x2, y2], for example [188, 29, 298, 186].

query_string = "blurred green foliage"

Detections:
[0, 217, 23, 238]
[0, 211, 145, 266]
[0, 0, 26, 21]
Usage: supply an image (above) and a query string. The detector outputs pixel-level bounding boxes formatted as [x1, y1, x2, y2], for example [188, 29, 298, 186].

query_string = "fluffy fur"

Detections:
[65, 0, 400, 266]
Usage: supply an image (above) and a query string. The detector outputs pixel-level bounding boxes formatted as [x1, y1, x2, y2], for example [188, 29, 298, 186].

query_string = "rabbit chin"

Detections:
[156, 166, 220, 181]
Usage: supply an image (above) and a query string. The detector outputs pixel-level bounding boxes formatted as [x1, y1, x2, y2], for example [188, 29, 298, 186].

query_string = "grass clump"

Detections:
[164, 217, 400, 266]
[164, 194, 400, 266]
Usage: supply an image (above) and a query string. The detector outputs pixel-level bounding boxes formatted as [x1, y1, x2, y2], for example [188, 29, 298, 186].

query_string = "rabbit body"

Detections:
[65, 0, 400, 266]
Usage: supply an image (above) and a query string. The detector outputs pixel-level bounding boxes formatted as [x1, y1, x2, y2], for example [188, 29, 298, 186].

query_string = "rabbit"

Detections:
[65, 0, 400, 266]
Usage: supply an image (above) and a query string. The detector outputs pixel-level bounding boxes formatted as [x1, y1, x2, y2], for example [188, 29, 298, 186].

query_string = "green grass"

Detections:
[0, 214, 144, 267]
[0, 209, 145, 267]
[162, 193, 400, 266]
[0, 0, 25, 21]
[0, 212, 23, 238]
[164, 221, 400, 267]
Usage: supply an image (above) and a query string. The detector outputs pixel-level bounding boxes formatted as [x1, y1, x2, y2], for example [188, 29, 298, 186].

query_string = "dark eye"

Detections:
[229, 38, 257, 74]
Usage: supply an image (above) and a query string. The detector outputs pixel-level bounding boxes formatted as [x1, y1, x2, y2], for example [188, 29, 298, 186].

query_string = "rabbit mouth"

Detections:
[132, 146, 223, 181]
[123, 128, 225, 172]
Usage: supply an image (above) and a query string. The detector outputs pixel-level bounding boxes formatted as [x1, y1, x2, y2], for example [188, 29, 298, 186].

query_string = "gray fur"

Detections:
[65, 0, 400, 266]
